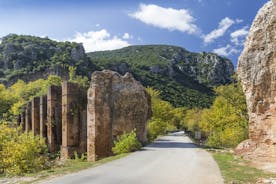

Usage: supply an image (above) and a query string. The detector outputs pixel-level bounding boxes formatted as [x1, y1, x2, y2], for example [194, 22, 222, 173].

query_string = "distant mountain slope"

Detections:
[0, 35, 234, 108]
[87, 45, 234, 107]
[88, 45, 234, 87]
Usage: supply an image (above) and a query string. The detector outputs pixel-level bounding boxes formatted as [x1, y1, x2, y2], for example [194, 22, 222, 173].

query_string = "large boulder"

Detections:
[87, 70, 152, 161]
[236, 0, 276, 162]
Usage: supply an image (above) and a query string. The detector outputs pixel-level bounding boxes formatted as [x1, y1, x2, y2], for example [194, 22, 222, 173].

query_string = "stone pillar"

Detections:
[21, 111, 26, 131]
[47, 85, 62, 153]
[87, 72, 113, 161]
[79, 109, 87, 154]
[87, 70, 151, 161]
[32, 97, 40, 136]
[40, 96, 47, 140]
[61, 81, 87, 159]
[25, 102, 32, 132]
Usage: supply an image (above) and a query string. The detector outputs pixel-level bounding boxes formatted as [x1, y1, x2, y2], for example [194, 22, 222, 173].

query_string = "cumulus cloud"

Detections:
[230, 26, 249, 45]
[70, 29, 130, 52]
[123, 33, 130, 39]
[129, 4, 200, 34]
[203, 17, 235, 43]
[213, 44, 239, 57]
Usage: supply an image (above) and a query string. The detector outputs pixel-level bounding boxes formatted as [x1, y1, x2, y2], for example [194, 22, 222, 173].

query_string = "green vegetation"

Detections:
[134, 70, 214, 108]
[146, 87, 177, 141]
[112, 130, 142, 155]
[0, 154, 129, 184]
[181, 82, 248, 148]
[0, 34, 93, 85]
[0, 75, 62, 120]
[212, 152, 276, 184]
[0, 124, 48, 175]
[68, 66, 89, 89]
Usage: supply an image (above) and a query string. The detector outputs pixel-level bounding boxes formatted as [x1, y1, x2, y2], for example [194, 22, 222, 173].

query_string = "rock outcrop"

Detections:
[0, 34, 93, 86]
[87, 70, 152, 161]
[236, 0, 276, 162]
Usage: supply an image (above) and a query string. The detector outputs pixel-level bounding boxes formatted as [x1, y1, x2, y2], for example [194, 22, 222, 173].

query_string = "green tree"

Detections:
[146, 87, 176, 141]
[0, 84, 16, 119]
[199, 82, 248, 148]
[1, 75, 62, 118]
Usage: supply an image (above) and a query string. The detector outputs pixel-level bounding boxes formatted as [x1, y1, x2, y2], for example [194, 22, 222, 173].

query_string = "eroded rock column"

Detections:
[236, 0, 276, 162]
[47, 85, 62, 153]
[61, 81, 87, 159]
[87, 70, 151, 161]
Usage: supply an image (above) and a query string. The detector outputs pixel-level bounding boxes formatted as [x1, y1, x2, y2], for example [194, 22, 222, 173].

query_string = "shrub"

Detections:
[0, 124, 48, 175]
[147, 118, 175, 142]
[112, 130, 142, 155]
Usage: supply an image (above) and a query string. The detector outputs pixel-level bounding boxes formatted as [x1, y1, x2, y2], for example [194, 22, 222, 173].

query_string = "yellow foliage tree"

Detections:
[199, 82, 248, 148]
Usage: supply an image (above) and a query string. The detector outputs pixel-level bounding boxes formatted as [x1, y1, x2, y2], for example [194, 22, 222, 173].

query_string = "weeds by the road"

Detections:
[0, 153, 128, 184]
[212, 152, 276, 184]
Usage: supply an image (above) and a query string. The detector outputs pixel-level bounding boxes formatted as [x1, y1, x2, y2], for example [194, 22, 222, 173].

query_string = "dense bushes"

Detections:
[181, 82, 248, 148]
[200, 82, 248, 147]
[0, 75, 62, 120]
[112, 130, 142, 155]
[0, 124, 48, 175]
[146, 88, 177, 141]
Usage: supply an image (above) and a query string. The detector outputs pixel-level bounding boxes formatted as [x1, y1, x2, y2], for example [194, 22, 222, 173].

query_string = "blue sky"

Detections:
[0, 0, 269, 67]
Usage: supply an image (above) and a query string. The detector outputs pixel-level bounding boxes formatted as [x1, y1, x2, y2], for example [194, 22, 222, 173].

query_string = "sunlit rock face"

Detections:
[87, 70, 152, 161]
[236, 0, 276, 162]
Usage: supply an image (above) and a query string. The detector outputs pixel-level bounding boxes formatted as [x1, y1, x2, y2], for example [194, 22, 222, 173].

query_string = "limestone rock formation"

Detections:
[87, 70, 152, 161]
[236, 0, 276, 162]
[0, 34, 93, 86]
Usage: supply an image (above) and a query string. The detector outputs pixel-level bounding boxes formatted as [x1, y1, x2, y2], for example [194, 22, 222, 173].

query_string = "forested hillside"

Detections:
[88, 45, 234, 107]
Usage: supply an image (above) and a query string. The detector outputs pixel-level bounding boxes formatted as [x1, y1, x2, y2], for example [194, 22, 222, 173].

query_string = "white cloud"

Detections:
[95, 24, 100, 27]
[203, 17, 235, 43]
[230, 26, 249, 45]
[130, 4, 200, 34]
[213, 44, 239, 57]
[70, 29, 130, 52]
[235, 19, 243, 24]
[123, 33, 130, 39]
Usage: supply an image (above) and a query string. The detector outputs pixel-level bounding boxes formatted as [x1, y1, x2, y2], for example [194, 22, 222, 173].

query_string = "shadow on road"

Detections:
[145, 141, 197, 149]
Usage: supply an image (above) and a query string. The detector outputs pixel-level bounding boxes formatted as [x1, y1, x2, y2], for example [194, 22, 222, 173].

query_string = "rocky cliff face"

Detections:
[0, 34, 92, 86]
[87, 70, 151, 161]
[88, 45, 234, 87]
[236, 0, 276, 162]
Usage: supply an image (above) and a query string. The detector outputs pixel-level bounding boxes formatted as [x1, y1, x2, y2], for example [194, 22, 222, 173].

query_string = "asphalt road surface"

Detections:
[40, 131, 223, 184]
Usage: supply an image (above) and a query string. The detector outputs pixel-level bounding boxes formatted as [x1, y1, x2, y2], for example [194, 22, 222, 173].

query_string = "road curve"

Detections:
[40, 132, 223, 184]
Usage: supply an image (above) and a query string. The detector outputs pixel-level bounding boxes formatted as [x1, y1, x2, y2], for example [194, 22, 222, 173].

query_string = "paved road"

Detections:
[40, 132, 223, 184]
